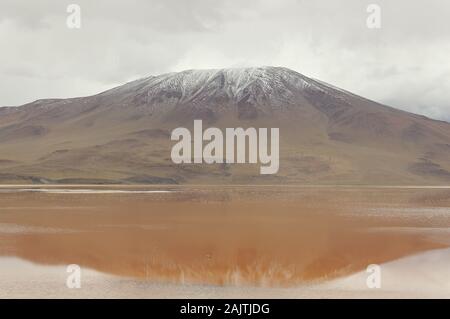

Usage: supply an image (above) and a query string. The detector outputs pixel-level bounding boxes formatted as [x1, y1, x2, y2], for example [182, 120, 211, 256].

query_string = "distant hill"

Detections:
[1, 66, 449, 185]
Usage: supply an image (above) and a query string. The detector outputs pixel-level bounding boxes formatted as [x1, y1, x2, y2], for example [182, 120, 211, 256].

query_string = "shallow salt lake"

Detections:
[0, 186, 448, 297]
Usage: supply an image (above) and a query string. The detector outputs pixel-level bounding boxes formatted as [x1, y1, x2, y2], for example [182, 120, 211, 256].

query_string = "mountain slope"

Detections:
[0, 66, 449, 185]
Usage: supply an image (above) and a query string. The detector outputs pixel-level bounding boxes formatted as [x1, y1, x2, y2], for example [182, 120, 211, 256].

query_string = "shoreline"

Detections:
[1, 248, 449, 299]
[0, 184, 450, 189]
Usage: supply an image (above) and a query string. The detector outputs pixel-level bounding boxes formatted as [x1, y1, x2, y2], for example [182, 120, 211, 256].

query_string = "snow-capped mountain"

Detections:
[99, 66, 363, 119]
[0, 67, 449, 185]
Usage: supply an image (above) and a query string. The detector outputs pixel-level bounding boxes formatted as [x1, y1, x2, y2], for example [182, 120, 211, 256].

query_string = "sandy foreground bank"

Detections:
[0, 248, 449, 298]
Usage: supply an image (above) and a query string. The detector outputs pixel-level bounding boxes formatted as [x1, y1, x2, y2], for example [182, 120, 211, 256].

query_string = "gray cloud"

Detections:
[0, 0, 449, 121]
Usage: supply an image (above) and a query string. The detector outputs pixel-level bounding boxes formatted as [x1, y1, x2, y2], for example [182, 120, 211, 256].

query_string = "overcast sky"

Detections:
[1, 0, 449, 121]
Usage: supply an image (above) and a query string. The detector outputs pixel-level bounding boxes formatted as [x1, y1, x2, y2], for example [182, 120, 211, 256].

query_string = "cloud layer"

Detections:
[0, 0, 449, 121]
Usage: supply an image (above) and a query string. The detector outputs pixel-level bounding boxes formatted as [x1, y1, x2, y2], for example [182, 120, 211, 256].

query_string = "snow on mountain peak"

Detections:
[116, 66, 330, 108]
